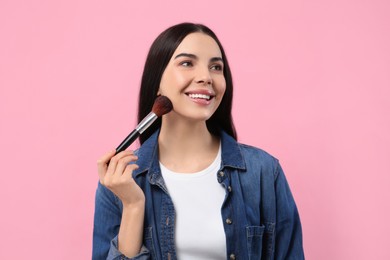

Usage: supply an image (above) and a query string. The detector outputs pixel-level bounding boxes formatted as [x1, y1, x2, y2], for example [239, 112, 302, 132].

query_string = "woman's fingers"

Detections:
[97, 150, 143, 206]
[114, 155, 138, 177]
[97, 149, 116, 182]
[97, 150, 135, 184]
[106, 150, 134, 174]
[122, 163, 140, 181]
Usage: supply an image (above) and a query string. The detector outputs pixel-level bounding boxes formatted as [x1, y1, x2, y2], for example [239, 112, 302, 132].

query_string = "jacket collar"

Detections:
[133, 129, 246, 178]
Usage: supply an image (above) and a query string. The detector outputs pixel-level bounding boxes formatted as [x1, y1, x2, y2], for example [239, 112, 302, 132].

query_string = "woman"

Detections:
[93, 23, 304, 260]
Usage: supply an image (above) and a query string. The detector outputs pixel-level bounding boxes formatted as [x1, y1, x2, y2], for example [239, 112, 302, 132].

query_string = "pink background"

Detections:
[1, 0, 389, 259]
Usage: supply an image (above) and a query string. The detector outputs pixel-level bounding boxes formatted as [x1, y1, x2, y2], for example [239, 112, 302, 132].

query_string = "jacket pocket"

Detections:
[246, 225, 265, 260]
[144, 226, 156, 259]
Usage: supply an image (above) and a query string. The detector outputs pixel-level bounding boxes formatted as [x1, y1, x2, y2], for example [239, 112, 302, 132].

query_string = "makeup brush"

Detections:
[113, 95, 173, 156]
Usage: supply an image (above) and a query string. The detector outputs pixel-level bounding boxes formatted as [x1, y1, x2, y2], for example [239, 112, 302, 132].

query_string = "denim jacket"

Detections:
[93, 130, 304, 260]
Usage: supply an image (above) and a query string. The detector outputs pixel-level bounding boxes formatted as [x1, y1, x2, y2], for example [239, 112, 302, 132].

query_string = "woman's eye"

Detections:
[180, 61, 193, 67]
[210, 64, 223, 71]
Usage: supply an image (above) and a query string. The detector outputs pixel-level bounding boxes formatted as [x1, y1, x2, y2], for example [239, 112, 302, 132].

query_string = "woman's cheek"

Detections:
[174, 73, 190, 87]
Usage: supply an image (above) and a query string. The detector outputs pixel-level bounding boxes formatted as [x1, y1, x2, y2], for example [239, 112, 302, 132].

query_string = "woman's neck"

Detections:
[158, 119, 220, 173]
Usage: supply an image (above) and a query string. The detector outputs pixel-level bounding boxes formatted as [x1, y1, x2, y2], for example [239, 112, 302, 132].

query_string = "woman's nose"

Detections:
[194, 66, 212, 85]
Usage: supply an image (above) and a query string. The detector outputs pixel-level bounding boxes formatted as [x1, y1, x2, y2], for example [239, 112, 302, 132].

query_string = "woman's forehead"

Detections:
[172, 32, 222, 58]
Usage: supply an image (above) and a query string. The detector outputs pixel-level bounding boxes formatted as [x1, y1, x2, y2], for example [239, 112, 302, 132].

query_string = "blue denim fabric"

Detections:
[93, 130, 304, 260]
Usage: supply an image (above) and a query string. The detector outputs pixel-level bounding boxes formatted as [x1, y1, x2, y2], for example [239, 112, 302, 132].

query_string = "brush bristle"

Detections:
[152, 96, 173, 117]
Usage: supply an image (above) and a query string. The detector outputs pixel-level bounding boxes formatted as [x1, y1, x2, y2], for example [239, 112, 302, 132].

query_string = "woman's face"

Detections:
[158, 32, 226, 123]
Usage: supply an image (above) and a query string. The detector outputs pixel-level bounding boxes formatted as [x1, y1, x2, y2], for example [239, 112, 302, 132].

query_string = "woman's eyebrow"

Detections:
[174, 53, 197, 59]
[210, 57, 223, 63]
[174, 53, 223, 63]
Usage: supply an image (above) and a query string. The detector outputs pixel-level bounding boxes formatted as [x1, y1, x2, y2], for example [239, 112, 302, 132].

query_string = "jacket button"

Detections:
[230, 253, 236, 260]
[228, 186, 232, 192]
[218, 171, 225, 177]
[226, 218, 232, 225]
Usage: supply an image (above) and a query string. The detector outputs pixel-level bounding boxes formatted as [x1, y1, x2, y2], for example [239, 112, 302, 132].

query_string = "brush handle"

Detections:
[115, 129, 140, 154]
[107, 129, 140, 165]
[107, 111, 157, 165]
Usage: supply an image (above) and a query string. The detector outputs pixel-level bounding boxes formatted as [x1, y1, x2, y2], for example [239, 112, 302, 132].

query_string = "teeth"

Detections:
[188, 93, 211, 100]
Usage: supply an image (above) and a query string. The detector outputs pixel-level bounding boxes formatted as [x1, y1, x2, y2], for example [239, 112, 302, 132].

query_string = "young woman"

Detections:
[93, 23, 304, 260]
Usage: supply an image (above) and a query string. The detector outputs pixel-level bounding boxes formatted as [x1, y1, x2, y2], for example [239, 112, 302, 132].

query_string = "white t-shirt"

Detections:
[160, 145, 226, 259]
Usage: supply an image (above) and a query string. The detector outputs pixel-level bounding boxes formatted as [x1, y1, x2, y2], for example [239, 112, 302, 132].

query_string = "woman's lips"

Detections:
[187, 93, 212, 100]
[185, 91, 215, 105]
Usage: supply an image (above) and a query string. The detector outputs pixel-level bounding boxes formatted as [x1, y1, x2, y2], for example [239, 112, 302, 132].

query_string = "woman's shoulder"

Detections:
[236, 142, 281, 178]
[238, 142, 278, 163]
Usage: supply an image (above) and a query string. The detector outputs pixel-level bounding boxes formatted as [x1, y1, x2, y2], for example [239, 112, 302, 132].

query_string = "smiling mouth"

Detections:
[186, 93, 214, 101]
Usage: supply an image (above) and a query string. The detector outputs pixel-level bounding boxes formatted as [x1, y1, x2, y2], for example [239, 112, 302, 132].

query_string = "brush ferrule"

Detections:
[136, 112, 158, 134]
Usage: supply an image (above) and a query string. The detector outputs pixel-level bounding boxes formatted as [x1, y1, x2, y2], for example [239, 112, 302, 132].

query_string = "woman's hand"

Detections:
[97, 150, 145, 207]
[97, 150, 145, 257]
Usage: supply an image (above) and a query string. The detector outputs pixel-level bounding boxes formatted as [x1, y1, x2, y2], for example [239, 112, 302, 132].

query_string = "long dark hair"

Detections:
[138, 22, 236, 144]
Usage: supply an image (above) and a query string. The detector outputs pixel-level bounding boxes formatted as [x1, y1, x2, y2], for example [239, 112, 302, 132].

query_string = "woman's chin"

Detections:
[163, 111, 214, 125]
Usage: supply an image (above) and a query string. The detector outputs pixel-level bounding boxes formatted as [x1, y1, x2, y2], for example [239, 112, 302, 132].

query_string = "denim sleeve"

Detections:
[274, 163, 305, 260]
[92, 182, 150, 260]
[108, 237, 150, 260]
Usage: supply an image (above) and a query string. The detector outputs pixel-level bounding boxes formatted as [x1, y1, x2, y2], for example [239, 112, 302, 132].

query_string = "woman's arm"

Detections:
[93, 150, 147, 259]
[274, 162, 305, 259]
[117, 202, 145, 257]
